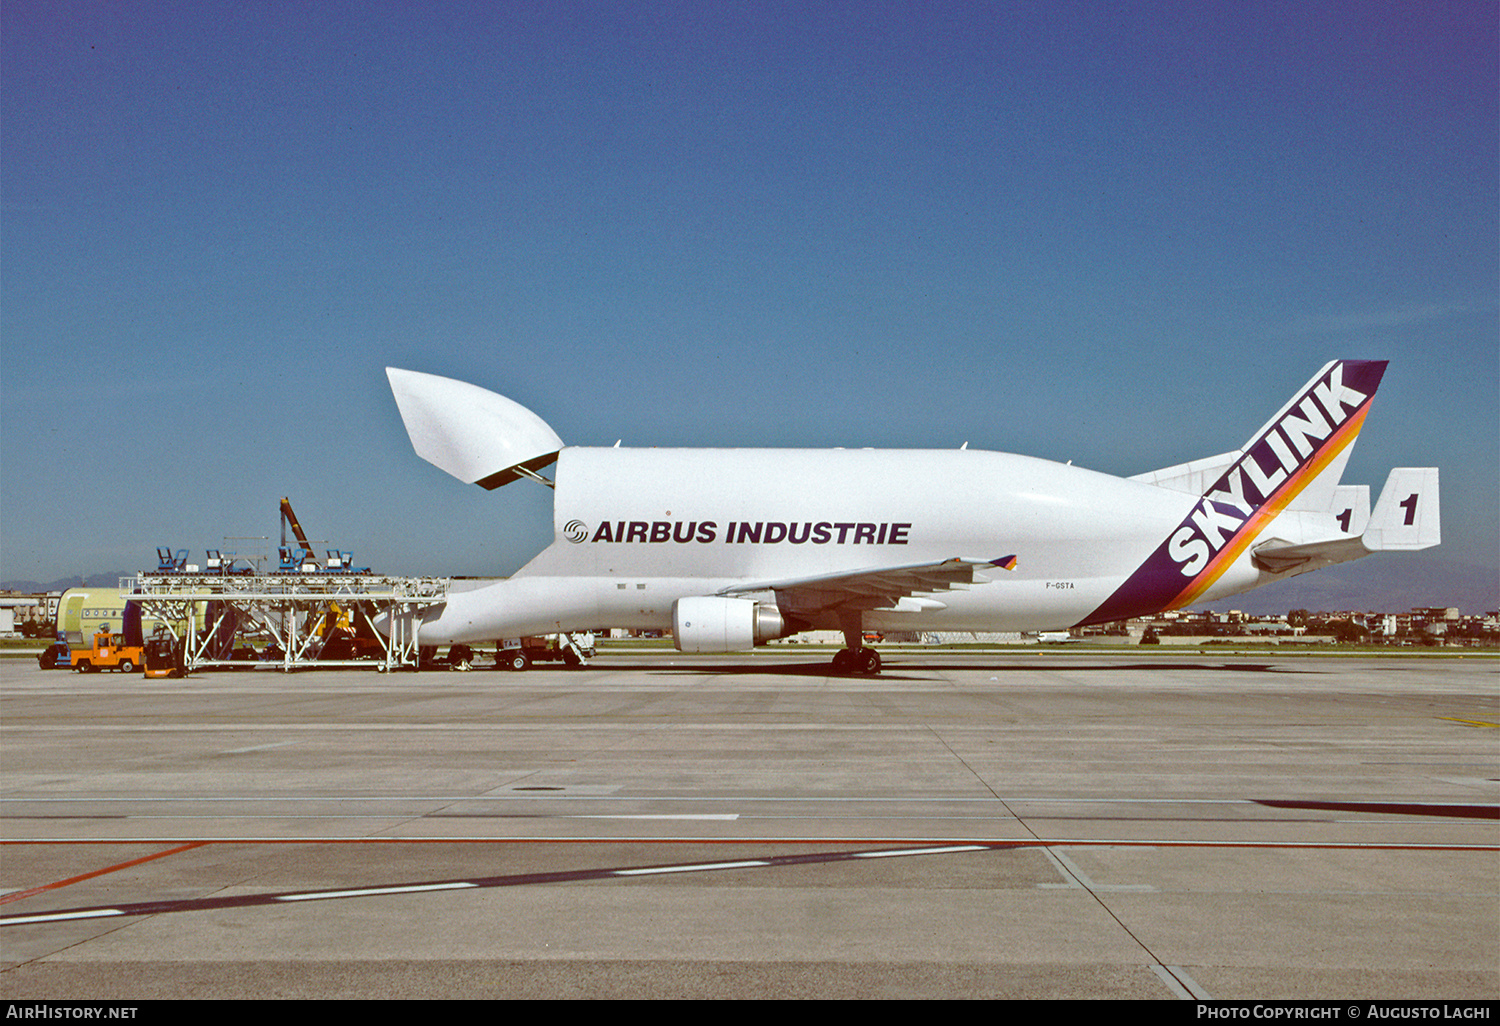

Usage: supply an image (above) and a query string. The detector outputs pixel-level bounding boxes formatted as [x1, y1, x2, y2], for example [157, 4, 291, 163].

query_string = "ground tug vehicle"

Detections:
[69, 628, 145, 674]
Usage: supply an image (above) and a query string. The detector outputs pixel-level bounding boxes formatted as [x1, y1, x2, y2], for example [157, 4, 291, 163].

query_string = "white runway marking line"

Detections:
[3, 908, 126, 925]
[853, 845, 990, 858]
[613, 845, 992, 878]
[276, 882, 479, 902]
[564, 814, 740, 821]
[1155, 965, 1212, 1000]
[3, 835, 1493, 850]
[614, 860, 770, 876]
[219, 740, 304, 755]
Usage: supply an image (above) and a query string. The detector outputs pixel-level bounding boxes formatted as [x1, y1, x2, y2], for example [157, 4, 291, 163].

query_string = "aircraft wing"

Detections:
[720, 556, 1016, 616]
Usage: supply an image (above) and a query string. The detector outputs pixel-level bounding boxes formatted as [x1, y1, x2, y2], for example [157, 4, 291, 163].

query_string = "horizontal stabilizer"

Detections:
[1250, 490, 1367, 573]
[1251, 535, 1366, 574]
[386, 368, 564, 489]
[1251, 470, 1438, 573]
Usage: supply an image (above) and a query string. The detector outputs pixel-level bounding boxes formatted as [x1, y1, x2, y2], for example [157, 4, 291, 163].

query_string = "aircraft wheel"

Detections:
[858, 648, 881, 675]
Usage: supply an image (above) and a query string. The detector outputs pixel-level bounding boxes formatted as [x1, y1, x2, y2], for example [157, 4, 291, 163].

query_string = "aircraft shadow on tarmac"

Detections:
[1254, 799, 1499, 820]
[638, 660, 1323, 679]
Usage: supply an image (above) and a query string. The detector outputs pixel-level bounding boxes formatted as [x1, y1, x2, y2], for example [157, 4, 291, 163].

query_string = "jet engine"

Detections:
[672, 596, 787, 653]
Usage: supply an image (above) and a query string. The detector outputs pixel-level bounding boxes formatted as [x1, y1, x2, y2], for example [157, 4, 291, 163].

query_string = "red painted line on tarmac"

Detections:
[0, 841, 206, 905]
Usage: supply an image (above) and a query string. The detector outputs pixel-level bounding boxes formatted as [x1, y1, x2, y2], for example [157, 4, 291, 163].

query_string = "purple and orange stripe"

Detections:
[1167, 401, 1372, 609]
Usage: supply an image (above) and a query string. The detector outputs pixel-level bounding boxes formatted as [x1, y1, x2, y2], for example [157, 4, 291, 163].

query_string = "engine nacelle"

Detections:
[672, 596, 786, 653]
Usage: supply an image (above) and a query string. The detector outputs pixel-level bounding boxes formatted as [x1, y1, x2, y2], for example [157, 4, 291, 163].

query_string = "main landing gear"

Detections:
[830, 646, 881, 675]
[830, 618, 881, 675]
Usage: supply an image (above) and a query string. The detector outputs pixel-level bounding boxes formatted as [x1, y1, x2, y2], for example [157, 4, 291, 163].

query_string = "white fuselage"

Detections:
[415, 447, 1268, 644]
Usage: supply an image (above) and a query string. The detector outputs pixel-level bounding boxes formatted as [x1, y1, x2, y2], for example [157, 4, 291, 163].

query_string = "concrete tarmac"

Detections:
[1, 649, 1495, 999]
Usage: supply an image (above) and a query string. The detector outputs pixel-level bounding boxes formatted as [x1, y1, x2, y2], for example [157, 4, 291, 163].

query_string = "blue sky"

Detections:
[3, 2, 1495, 600]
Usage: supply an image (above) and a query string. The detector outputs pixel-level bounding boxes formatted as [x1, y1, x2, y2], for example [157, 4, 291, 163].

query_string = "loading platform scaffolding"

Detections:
[122, 573, 450, 672]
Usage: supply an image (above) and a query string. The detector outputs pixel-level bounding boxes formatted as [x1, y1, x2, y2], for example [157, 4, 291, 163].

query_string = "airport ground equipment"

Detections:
[142, 627, 186, 679]
[499, 632, 595, 670]
[324, 550, 371, 573]
[37, 638, 70, 669]
[270, 498, 373, 574]
[69, 628, 145, 674]
[418, 643, 476, 670]
[157, 547, 193, 573]
[203, 549, 257, 575]
[20, 618, 57, 639]
[123, 572, 450, 672]
[159, 547, 256, 575]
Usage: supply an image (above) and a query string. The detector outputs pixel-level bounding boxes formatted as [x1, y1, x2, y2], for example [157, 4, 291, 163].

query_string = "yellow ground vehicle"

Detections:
[71, 628, 145, 674]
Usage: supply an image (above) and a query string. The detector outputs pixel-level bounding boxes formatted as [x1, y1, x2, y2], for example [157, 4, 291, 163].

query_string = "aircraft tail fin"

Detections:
[386, 368, 564, 489]
[1085, 360, 1388, 622]
[1166, 359, 1388, 600]
[1236, 360, 1386, 511]
[1132, 360, 1386, 507]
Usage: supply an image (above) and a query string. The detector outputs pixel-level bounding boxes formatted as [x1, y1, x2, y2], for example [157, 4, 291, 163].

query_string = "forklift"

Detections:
[143, 626, 187, 679]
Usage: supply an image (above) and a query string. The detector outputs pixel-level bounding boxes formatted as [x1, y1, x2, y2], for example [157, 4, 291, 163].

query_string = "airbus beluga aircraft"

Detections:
[384, 360, 1438, 674]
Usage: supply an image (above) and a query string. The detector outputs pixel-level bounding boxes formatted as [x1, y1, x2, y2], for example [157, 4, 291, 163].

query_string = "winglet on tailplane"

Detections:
[1361, 467, 1441, 551]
